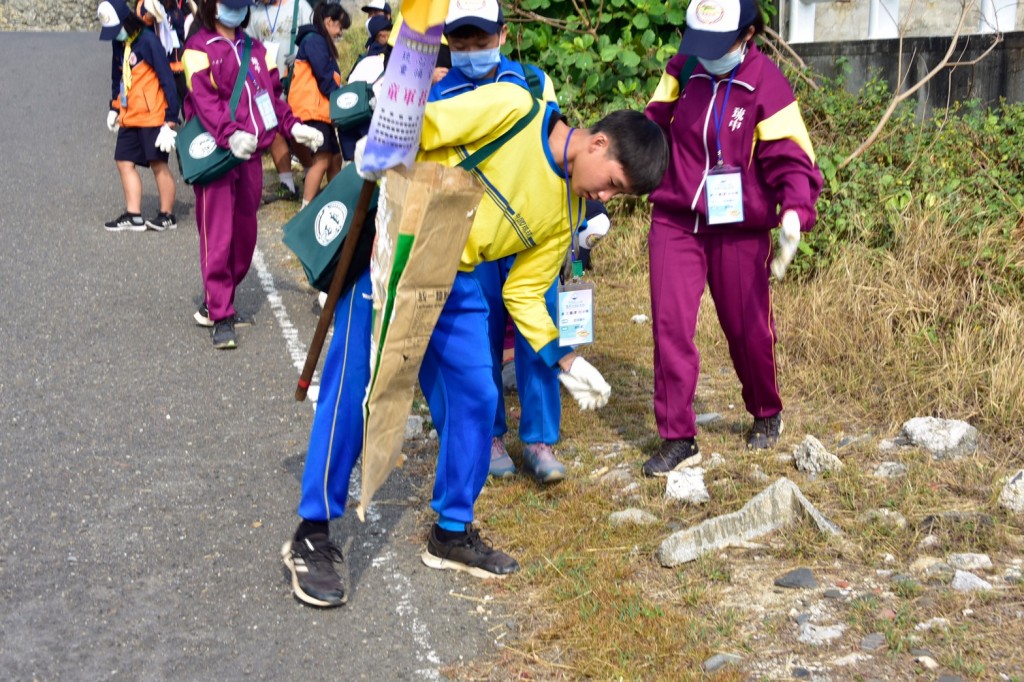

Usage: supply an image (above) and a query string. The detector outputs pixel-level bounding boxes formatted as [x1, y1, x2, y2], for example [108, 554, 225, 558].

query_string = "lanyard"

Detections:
[710, 67, 739, 167]
[264, 1, 283, 35]
[121, 34, 135, 92]
[562, 128, 585, 277]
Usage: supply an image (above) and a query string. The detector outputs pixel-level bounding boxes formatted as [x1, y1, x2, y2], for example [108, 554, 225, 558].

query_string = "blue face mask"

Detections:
[115, 28, 129, 41]
[697, 44, 746, 76]
[451, 47, 501, 81]
[217, 3, 249, 28]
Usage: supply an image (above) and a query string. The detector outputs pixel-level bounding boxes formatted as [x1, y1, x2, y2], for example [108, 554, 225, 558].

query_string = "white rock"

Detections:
[665, 468, 710, 505]
[861, 508, 908, 529]
[833, 652, 870, 666]
[947, 553, 993, 572]
[793, 435, 844, 474]
[873, 461, 907, 478]
[917, 655, 940, 671]
[918, 535, 940, 549]
[915, 617, 950, 632]
[705, 452, 726, 469]
[900, 416, 978, 460]
[609, 508, 658, 527]
[404, 415, 424, 439]
[998, 470, 1024, 514]
[630, 314, 649, 324]
[797, 622, 846, 645]
[951, 570, 993, 592]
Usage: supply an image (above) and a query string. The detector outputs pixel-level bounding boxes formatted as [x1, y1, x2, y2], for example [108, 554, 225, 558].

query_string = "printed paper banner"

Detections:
[356, 163, 483, 521]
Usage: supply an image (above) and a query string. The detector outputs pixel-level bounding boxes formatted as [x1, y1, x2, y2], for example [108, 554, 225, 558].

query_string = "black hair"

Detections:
[122, 11, 146, 37]
[312, 2, 351, 61]
[199, 1, 250, 31]
[444, 25, 497, 41]
[745, 3, 765, 38]
[589, 110, 669, 195]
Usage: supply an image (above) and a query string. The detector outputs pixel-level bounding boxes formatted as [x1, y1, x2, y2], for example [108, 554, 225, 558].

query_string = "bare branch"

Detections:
[761, 27, 819, 90]
[839, 0, 999, 169]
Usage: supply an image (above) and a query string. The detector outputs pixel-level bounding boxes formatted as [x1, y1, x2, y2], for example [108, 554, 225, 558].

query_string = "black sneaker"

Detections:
[194, 303, 214, 327]
[145, 212, 177, 231]
[211, 318, 237, 349]
[421, 524, 519, 579]
[281, 534, 347, 607]
[642, 438, 701, 477]
[747, 413, 784, 450]
[104, 212, 146, 232]
[262, 182, 300, 205]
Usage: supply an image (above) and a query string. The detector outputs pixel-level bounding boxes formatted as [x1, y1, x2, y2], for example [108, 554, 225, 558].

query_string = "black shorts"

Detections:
[304, 120, 340, 156]
[114, 126, 169, 167]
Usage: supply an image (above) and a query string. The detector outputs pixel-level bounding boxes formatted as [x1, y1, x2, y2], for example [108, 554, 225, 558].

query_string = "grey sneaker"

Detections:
[421, 524, 519, 579]
[642, 438, 701, 477]
[281, 534, 347, 607]
[521, 443, 565, 483]
[489, 437, 516, 479]
[212, 318, 237, 349]
[747, 413, 783, 450]
[145, 212, 177, 231]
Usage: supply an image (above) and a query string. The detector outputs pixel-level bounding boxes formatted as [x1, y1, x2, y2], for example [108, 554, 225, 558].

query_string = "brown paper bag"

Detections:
[357, 162, 484, 520]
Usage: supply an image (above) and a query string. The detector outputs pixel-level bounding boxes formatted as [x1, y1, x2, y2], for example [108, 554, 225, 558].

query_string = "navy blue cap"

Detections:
[97, 0, 130, 41]
[679, 0, 757, 59]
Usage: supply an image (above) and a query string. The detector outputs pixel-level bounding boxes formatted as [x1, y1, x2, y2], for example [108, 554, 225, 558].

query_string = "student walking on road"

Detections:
[181, 0, 324, 349]
[641, 0, 822, 475]
[99, 0, 180, 233]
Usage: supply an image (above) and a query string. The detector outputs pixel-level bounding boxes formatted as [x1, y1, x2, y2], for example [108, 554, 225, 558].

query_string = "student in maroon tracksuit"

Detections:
[181, 0, 324, 349]
[641, 0, 822, 475]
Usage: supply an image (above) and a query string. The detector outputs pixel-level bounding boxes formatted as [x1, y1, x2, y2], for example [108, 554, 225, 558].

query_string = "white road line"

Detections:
[253, 245, 439, 678]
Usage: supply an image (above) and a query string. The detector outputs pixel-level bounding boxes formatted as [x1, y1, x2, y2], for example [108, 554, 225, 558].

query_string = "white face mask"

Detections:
[697, 42, 747, 76]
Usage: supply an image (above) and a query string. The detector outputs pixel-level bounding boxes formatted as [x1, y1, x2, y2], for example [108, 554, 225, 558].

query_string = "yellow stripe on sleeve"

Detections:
[648, 71, 680, 105]
[755, 101, 816, 163]
[181, 49, 211, 92]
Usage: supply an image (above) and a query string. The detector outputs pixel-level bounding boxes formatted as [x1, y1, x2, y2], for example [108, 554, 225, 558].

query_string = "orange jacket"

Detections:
[109, 30, 179, 126]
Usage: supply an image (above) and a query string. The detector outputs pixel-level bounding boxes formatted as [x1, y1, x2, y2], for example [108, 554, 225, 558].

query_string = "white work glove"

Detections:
[353, 136, 384, 181]
[155, 123, 177, 153]
[771, 210, 801, 280]
[228, 130, 258, 160]
[577, 213, 610, 250]
[291, 123, 324, 153]
[143, 0, 167, 23]
[558, 356, 612, 411]
[106, 110, 119, 132]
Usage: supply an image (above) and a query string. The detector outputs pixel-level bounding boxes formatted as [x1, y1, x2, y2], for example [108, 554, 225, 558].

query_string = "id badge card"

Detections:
[254, 89, 278, 131]
[704, 165, 744, 225]
[263, 40, 281, 70]
[119, 82, 128, 108]
[557, 281, 595, 347]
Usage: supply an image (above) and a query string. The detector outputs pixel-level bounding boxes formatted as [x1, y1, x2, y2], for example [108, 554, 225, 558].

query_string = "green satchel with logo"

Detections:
[329, 81, 374, 131]
[282, 163, 379, 293]
[177, 36, 251, 186]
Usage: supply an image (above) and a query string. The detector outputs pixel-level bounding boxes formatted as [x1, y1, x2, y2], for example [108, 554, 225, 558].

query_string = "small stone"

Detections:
[835, 580, 850, 588]
[695, 412, 722, 426]
[915, 617, 950, 632]
[794, 613, 811, 626]
[1004, 566, 1023, 584]
[702, 652, 742, 672]
[918, 534, 940, 549]
[860, 632, 886, 650]
[890, 573, 914, 583]
[919, 511, 994, 533]
[797, 622, 846, 645]
[900, 417, 978, 460]
[861, 508, 908, 529]
[665, 468, 710, 504]
[910, 648, 935, 658]
[775, 567, 817, 589]
[428, 429, 437, 440]
[938, 674, 967, 682]
[404, 415, 425, 439]
[833, 652, 870, 666]
[922, 562, 956, 585]
[791, 667, 811, 679]
[630, 314, 649, 324]
[999, 470, 1024, 514]
[947, 552, 993, 571]
[823, 588, 844, 599]
[876, 607, 897, 621]
[599, 468, 633, 487]
[873, 461, 908, 478]
[916, 655, 940, 671]
[951, 570, 992, 592]
[793, 435, 844, 474]
[608, 508, 657, 527]
[705, 452, 726, 469]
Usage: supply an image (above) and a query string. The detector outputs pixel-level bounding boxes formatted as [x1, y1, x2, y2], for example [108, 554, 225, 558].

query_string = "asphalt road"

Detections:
[0, 32, 498, 681]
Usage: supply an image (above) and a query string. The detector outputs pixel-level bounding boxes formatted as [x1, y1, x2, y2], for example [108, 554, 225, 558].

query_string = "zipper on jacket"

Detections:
[690, 76, 718, 234]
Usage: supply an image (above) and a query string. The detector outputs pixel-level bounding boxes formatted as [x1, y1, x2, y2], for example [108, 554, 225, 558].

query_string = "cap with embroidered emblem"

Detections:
[444, 0, 504, 35]
[97, 0, 130, 41]
[679, 0, 757, 59]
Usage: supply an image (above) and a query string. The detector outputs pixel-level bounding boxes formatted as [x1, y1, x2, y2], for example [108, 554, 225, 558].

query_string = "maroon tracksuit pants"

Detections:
[193, 156, 262, 322]
[649, 218, 783, 440]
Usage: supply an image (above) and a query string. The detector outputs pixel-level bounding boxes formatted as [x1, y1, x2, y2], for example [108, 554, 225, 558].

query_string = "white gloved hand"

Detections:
[228, 130, 258, 160]
[558, 356, 612, 410]
[577, 213, 610, 250]
[143, 0, 167, 23]
[291, 123, 324, 153]
[353, 136, 384, 181]
[106, 110, 119, 132]
[155, 123, 177, 153]
[771, 210, 801, 280]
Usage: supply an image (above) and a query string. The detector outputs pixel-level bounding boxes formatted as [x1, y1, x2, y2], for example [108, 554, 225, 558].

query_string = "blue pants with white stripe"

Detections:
[471, 256, 561, 444]
[297, 269, 496, 528]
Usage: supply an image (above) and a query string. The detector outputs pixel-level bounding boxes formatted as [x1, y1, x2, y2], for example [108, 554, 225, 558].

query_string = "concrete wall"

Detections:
[793, 30, 1024, 112]
[786, 0, 1024, 41]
